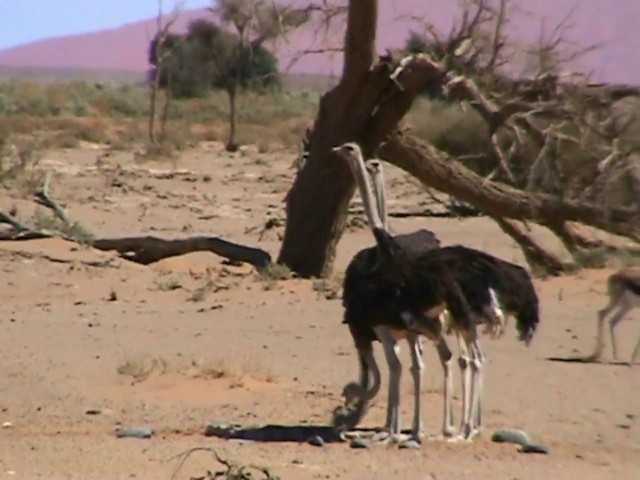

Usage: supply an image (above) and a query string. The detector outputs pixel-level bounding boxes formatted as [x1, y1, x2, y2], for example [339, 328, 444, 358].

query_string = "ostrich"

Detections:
[334, 142, 540, 441]
[365, 154, 540, 440]
[332, 142, 482, 443]
[589, 268, 640, 364]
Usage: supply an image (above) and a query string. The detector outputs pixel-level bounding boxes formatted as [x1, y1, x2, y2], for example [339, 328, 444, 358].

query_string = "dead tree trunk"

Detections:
[277, 0, 379, 277]
[492, 216, 570, 276]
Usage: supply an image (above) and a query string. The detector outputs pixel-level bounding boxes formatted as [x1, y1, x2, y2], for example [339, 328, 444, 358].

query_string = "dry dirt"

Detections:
[1, 142, 638, 480]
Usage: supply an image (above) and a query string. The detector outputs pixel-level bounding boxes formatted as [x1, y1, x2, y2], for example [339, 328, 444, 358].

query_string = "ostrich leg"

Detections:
[435, 337, 456, 438]
[408, 332, 425, 441]
[450, 332, 473, 442]
[374, 326, 403, 442]
[467, 338, 486, 439]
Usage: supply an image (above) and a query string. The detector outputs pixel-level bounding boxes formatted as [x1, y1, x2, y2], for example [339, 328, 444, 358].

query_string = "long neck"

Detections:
[366, 160, 388, 231]
[346, 151, 398, 260]
[346, 152, 386, 232]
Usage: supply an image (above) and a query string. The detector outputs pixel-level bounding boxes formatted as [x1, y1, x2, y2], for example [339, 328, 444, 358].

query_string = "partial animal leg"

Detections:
[333, 343, 382, 431]
[374, 326, 403, 441]
[448, 332, 473, 443]
[407, 332, 425, 441]
[609, 306, 630, 361]
[466, 338, 486, 439]
[435, 337, 455, 438]
[589, 299, 618, 360]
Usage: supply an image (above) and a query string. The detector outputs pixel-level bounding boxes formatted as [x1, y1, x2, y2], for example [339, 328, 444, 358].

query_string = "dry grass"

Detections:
[256, 263, 292, 291]
[0, 80, 318, 152]
[117, 355, 169, 383]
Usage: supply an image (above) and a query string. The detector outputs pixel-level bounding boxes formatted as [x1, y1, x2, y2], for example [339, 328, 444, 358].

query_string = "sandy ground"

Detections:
[1, 143, 638, 480]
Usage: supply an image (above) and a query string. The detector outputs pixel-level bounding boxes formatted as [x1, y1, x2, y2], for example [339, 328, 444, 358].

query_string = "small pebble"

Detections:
[350, 437, 369, 449]
[1, 422, 12, 429]
[85, 409, 101, 415]
[520, 443, 550, 454]
[116, 427, 154, 439]
[307, 435, 325, 447]
[398, 439, 421, 450]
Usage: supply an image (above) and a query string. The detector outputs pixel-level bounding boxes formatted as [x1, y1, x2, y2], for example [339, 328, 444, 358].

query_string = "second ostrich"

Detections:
[332, 142, 482, 443]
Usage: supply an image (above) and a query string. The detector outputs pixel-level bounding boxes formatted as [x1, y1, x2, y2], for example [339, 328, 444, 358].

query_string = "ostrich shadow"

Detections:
[204, 422, 402, 444]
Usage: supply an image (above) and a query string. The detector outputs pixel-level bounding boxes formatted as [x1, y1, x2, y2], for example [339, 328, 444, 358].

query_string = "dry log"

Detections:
[91, 236, 272, 268]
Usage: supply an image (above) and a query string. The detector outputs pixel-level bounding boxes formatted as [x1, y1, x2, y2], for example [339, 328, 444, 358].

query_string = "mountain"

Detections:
[0, 1, 638, 85]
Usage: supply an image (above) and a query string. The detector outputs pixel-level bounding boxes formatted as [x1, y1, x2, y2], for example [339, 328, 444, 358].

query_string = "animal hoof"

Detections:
[398, 439, 421, 450]
[446, 434, 472, 444]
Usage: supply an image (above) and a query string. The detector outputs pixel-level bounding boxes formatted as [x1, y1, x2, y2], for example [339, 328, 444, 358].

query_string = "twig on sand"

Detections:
[169, 447, 279, 480]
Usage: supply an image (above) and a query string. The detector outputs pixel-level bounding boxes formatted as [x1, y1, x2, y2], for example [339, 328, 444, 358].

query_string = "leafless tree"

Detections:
[148, 0, 184, 144]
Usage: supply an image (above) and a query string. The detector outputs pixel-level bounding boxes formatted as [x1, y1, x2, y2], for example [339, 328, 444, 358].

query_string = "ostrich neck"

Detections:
[367, 161, 388, 231]
[345, 153, 386, 233]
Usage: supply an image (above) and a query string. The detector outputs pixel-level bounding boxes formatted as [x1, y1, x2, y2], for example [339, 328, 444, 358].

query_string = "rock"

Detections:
[115, 427, 154, 439]
[307, 435, 325, 447]
[350, 437, 369, 449]
[85, 409, 101, 415]
[1, 422, 12, 429]
[491, 429, 531, 446]
[520, 443, 550, 455]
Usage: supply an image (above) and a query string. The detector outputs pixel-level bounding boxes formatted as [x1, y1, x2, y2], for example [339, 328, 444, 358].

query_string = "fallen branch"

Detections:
[34, 171, 72, 226]
[0, 177, 273, 270]
[92, 236, 272, 268]
[377, 132, 640, 243]
[492, 216, 573, 276]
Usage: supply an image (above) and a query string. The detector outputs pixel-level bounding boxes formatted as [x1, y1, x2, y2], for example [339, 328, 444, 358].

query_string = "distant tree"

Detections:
[148, 0, 308, 151]
[207, 0, 308, 151]
[149, 23, 282, 99]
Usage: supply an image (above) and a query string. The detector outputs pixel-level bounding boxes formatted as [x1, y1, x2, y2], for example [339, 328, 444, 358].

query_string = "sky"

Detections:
[0, 0, 211, 50]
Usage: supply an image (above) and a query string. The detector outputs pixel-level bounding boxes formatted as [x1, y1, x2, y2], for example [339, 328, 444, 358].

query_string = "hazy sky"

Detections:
[0, 0, 211, 50]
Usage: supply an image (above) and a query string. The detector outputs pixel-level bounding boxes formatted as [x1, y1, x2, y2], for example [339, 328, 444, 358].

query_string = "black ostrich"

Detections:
[333, 142, 540, 442]
[331, 142, 481, 443]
